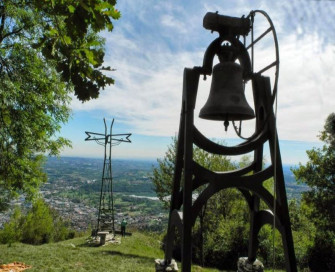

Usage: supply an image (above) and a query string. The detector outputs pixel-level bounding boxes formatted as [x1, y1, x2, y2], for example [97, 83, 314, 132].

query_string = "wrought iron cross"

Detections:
[85, 118, 131, 233]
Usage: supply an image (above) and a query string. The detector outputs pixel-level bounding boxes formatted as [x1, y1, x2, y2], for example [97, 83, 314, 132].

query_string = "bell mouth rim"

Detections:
[199, 104, 255, 121]
[199, 108, 255, 121]
[199, 114, 255, 121]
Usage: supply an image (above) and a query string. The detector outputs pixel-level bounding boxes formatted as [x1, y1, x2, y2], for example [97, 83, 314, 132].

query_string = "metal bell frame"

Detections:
[163, 10, 297, 272]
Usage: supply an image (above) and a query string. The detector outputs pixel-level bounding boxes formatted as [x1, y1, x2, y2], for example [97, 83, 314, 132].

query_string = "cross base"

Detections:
[155, 259, 178, 271]
[237, 257, 264, 272]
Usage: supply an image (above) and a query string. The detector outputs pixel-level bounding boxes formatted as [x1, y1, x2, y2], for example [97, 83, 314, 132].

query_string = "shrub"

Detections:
[0, 207, 22, 245]
[307, 232, 335, 272]
[21, 199, 54, 244]
[0, 198, 74, 245]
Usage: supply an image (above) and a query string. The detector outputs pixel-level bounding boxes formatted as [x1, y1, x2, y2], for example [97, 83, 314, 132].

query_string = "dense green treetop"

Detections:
[151, 138, 255, 269]
[0, 0, 120, 101]
[293, 113, 335, 232]
[0, 0, 120, 210]
[151, 137, 236, 209]
[292, 113, 335, 271]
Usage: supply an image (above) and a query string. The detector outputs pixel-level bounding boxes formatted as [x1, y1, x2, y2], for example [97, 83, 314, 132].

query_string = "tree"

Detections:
[1, 0, 120, 101]
[293, 113, 335, 231]
[152, 137, 315, 269]
[151, 137, 178, 209]
[151, 138, 251, 269]
[151, 137, 237, 208]
[0, 198, 73, 245]
[292, 113, 335, 271]
[21, 198, 55, 244]
[0, 206, 22, 245]
[0, 0, 120, 210]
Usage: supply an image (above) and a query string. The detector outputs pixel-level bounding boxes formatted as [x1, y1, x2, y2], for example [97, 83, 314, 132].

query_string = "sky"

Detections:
[60, 0, 335, 165]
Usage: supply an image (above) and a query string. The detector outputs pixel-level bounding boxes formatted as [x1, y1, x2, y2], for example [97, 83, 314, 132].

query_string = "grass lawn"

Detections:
[0, 232, 213, 271]
[0, 232, 284, 271]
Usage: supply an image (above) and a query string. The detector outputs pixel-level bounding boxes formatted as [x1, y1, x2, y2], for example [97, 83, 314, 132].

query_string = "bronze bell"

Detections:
[199, 62, 255, 121]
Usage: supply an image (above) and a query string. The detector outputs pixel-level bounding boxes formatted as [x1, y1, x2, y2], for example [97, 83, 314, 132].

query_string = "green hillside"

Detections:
[0, 232, 217, 272]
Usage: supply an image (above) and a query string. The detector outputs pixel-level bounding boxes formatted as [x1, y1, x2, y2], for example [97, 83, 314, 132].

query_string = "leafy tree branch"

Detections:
[0, 0, 120, 210]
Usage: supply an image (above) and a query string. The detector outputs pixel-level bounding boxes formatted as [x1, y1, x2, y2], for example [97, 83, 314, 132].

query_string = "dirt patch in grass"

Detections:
[0, 262, 31, 271]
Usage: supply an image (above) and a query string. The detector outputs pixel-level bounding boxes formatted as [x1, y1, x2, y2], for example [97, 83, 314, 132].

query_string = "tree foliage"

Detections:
[0, 198, 74, 245]
[151, 138, 251, 269]
[0, 0, 120, 101]
[293, 113, 335, 271]
[151, 138, 236, 208]
[0, 0, 120, 210]
[293, 113, 335, 231]
[151, 137, 322, 270]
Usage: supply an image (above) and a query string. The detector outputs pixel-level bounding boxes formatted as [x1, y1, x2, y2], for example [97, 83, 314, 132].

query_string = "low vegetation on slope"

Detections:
[0, 232, 221, 272]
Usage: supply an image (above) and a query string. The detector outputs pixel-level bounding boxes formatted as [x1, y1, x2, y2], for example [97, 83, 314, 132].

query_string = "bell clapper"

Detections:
[224, 120, 229, 132]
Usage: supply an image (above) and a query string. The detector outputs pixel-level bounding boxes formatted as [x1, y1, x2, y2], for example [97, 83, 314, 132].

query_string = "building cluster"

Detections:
[0, 191, 167, 233]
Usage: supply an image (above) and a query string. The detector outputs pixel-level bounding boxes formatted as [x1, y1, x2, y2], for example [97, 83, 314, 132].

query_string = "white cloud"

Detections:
[70, 0, 335, 144]
[160, 14, 188, 34]
[277, 32, 335, 141]
[71, 46, 203, 136]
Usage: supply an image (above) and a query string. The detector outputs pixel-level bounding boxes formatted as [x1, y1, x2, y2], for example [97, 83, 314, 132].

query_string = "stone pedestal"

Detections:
[237, 257, 264, 272]
[155, 259, 178, 271]
[97, 231, 109, 246]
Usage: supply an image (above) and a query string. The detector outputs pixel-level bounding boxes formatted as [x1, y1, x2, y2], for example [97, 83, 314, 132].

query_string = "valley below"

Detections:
[0, 157, 307, 233]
